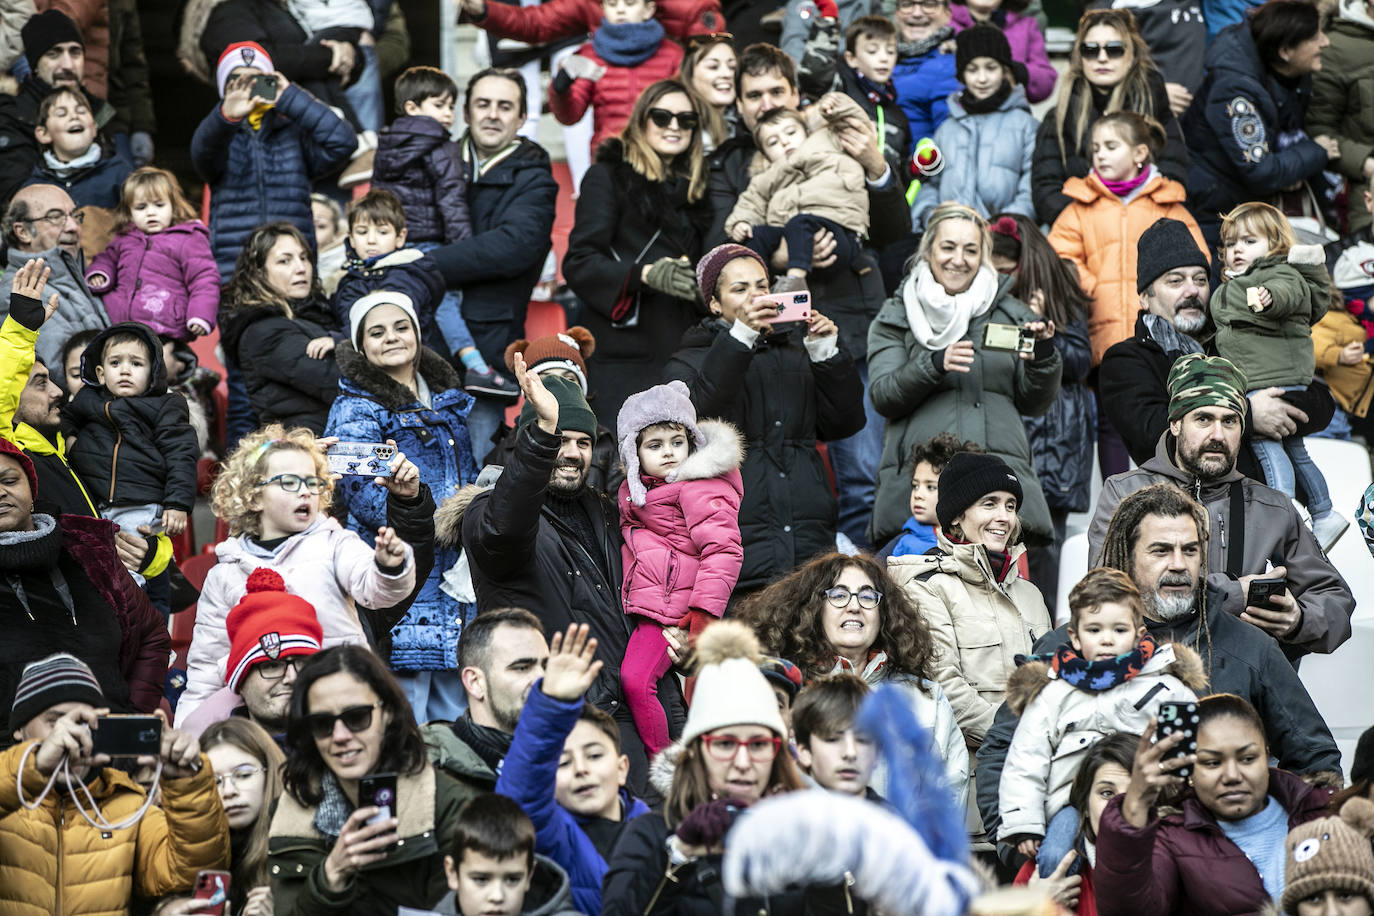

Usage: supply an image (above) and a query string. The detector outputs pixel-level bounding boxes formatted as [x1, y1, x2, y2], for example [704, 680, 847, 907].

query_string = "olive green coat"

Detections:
[1210, 246, 1330, 390]
[1307, 0, 1374, 232]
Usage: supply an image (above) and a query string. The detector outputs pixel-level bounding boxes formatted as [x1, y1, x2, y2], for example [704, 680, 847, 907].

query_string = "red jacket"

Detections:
[1094, 769, 1334, 916]
[549, 39, 685, 157]
[1015, 859, 1097, 916]
[478, 0, 723, 43]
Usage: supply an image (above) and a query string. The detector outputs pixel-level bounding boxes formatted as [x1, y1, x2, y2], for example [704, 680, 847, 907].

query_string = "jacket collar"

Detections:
[336, 340, 462, 408]
[270, 764, 438, 840]
[1179, 768, 1330, 834]
[1142, 431, 1245, 503]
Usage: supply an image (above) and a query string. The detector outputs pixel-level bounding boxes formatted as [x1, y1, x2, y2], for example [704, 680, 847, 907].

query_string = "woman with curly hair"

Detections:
[734, 552, 969, 808]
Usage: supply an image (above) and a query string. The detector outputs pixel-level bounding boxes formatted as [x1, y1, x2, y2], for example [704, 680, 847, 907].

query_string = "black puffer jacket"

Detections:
[219, 297, 339, 434]
[1021, 316, 1093, 513]
[63, 323, 199, 511]
[663, 319, 865, 590]
[372, 114, 472, 245]
[563, 139, 714, 431]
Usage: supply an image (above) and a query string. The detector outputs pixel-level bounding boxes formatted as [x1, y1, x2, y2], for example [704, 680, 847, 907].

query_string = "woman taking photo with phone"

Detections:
[269, 645, 480, 914]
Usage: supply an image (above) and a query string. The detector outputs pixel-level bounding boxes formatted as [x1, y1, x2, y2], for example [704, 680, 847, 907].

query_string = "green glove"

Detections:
[643, 257, 699, 302]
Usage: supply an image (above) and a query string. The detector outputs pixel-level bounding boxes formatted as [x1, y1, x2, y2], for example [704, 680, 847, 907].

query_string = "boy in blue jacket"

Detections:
[495, 624, 650, 915]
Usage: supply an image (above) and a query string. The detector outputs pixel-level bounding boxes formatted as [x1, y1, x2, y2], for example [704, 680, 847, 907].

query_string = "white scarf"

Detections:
[902, 261, 1000, 350]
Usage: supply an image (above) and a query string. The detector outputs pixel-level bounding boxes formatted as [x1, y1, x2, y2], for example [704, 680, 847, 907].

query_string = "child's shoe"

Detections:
[464, 366, 521, 401]
[1311, 510, 1350, 553]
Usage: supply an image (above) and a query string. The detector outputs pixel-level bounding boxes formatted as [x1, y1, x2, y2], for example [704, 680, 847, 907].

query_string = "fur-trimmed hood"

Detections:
[435, 479, 491, 550]
[1005, 641, 1207, 716]
[621, 416, 744, 506]
[335, 339, 462, 409]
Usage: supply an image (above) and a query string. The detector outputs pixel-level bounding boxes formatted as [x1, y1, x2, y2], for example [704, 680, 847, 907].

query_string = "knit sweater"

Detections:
[1216, 796, 1289, 901]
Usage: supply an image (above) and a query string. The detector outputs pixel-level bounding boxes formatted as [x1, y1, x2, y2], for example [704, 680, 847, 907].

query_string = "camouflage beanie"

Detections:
[1166, 353, 1248, 424]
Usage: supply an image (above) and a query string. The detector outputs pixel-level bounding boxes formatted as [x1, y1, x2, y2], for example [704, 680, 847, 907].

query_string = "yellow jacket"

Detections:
[1312, 309, 1374, 418]
[0, 742, 231, 915]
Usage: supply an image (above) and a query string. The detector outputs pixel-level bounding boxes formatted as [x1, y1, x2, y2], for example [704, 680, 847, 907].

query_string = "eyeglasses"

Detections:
[701, 733, 783, 762]
[822, 585, 883, 609]
[214, 764, 265, 791]
[305, 702, 382, 740]
[25, 209, 84, 227]
[253, 658, 301, 680]
[1079, 41, 1127, 60]
[647, 108, 699, 130]
[256, 473, 329, 494]
[897, 0, 947, 10]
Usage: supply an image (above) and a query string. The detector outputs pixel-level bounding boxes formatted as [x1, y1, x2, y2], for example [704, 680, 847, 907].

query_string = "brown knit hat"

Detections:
[1280, 797, 1374, 915]
[504, 326, 596, 395]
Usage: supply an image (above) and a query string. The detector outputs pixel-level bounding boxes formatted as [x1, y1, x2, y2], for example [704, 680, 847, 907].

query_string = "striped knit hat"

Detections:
[10, 653, 104, 733]
[224, 568, 323, 692]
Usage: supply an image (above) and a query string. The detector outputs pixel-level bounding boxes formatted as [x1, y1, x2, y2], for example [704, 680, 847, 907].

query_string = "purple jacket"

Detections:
[618, 418, 744, 625]
[372, 115, 473, 246]
[950, 6, 1057, 103]
[86, 222, 220, 340]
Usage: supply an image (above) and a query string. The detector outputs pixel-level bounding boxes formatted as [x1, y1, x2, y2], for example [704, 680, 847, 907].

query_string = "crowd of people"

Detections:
[0, 0, 1373, 911]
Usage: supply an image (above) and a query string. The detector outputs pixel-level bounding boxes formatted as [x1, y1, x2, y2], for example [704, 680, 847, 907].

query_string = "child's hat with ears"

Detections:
[504, 326, 596, 395]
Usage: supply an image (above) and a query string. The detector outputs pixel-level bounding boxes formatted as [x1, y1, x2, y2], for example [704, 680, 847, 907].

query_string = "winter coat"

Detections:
[372, 114, 472, 245]
[911, 86, 1037, 229]
[0, 745, 230, 916]
[1031, 72, 1188, 226]
[619, 418, 744, 626]
[106, 0, 156, 137]
[483, 419, 626, 497]
[1084, 0, 1206, 92]
[563, 139, 713, 430]
[1047, 169, 1207, 364]
[866, 273, 1062, 547]
[663, 319, 865, 589]
[430, 855, 582, 916]
[1, 245, 108, 370]
[26, 146, 133, 210]
[1312, 307, 1374, 417]
[888, 532, 1052, 747]
[549, 38, 685, 155]
[1094, 769, 1335, 916]
[472, 0, 723, 45]
[218, 301, 339, 434]
[86, 222, 219, 340]
[269, 764, 477, 916]
[63, 323, 199, 511]
[427, 136, 558, 369]
[1181, 22, 1330, 243]
[191, 83, 357, 279]
[329, 242, 447, 345]
[176, 515, 416, 726]
[1211, 247, 1330, 389]
[1015, 858, 1097, 916]
[1087, 432, 1355, 655]
[1021, 315, 1094, 513]
[494, 686, 652, 915]
[997, 642, 1204, 840]
[325, 342, 479, 671]
[1307, 0, 1374, 233]
[949, 5, 1057, 103]
[0, 0, 32, 75]
[0, 74, 114, 205]
[893, 42, 960, 145]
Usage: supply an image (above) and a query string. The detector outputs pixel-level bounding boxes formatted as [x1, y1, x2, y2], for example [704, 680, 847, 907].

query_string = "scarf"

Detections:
[828, 651, 890, 684]
[853, 68, 897, 105]
[1142, 312, 1203, 358]
[592, 18, 665, 66]
[450, 713, 512, 774]
[0, 513, 60, 569]
[897, 26, 954, 60]
[1095, 163, 1152, 200]
[247, 100, 273, 131]
[1021, 634, 1158, 692]
[959, 81, 1012, 115]
[902, 260, 1000, 349]
[41, 144, 102, 177]
[312, 771, 354, 839]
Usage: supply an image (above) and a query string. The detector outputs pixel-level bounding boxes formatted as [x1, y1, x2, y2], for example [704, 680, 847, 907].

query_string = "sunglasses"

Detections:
[1079, 41, 1127, 60]
[305, 702, 382, 739]
[647, 107, 699, 130]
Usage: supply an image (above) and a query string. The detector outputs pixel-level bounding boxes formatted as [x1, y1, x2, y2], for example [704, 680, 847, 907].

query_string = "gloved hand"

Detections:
[560, 54, 606, 82]
[642, 257, 698, 301]
[677, 798, 745, 851]
[131, 131, 154, 166]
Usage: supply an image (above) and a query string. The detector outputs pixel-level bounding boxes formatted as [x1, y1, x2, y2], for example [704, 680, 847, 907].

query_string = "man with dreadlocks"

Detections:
[973, 482, 1343, 865]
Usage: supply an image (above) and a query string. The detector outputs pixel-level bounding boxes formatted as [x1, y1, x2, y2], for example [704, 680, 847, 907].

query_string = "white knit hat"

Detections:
[681, 621, 786, 745]
[348, 290, 421, 349]
[216, 41, 275, 98]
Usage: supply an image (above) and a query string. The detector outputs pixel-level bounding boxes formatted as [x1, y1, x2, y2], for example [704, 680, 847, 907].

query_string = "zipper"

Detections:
[1218, 508, 1226, 552]
[104, 401, 122, 503]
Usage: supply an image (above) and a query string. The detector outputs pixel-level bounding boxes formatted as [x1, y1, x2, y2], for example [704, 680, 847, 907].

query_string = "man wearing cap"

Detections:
[1, 653, 231, 913]
[1088, 352, 1355, 657]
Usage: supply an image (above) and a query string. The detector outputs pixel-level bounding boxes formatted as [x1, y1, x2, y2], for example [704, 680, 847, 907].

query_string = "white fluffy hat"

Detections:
[681, 621, 786, 746]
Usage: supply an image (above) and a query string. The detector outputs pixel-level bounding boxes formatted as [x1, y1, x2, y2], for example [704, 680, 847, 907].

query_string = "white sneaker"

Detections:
[1311, 511, 1350, 552]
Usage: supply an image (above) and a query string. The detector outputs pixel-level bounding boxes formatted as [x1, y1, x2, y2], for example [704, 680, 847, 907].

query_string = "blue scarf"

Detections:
[592, 18, 665, 67]
[1019, 635, 1158, 692]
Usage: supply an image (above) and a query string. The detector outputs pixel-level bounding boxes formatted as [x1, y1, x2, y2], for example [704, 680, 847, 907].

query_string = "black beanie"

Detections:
[936, 452, 1023, 531]
[10, 653, 104, 734]
[22, 10, 83, 71]
[1136, 218, 1209, 293]
[516, 373, 598, 439]
[955, 24, 1015, 79]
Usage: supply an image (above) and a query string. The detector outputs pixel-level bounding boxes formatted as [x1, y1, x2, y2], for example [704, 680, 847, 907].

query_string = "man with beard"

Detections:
[1097, 218, 1333, 472]
[1088, 353, 1354, 659]
[451, 360, 684, 796]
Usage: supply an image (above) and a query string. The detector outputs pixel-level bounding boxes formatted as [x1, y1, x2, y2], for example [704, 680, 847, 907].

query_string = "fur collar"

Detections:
[435, 483, 485, 549]
[1005, 641, 1207, 715]
[648, 741, 684, 800]
[336, 340, 461, 408]
[270, 765, 438, 841]
[665, 419, 744, 483]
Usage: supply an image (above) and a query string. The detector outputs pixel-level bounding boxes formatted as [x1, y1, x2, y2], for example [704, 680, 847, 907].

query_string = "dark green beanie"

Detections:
[517, 373, 598, 438]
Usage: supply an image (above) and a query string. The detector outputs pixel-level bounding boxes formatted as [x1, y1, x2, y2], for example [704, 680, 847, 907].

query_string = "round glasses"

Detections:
[701, 733, 782, 762]
[214, 764, 265, 791]
[257, 473, 329, 494]
[897, 0, 947, 10]
[647, 107, 699, 130]
[254, 658, 300, 680]
[305, 702, 382, 739]
[822, 585, 882, 609]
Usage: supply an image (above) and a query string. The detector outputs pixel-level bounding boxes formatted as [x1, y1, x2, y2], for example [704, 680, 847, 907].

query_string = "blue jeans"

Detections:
[1037, 805, 1082, 877]
[747, 214, 860, 274]
[826, 358, 882, 549]
[1250, 388, 1332, 515]
[467, 396, 507, 465]
[226, 362, 256, 449]
[342, 44, 384, 132]
[1313, 405, 1352, 440]
[416, 241, 475, 355]
[396, 670, 468, 723]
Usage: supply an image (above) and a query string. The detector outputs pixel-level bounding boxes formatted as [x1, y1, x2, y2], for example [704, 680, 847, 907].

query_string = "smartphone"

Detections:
[360, 772, 398, 827]
[192, 870, 231, 916]
[91, 714, 162, 759]
[1155, 701, 1199, 779]
[1246, 577, 1286, 610]
[250, 73, 278, 101]
[326, 442, 395, 477]
[755, 290, 812, 327]
[982, 322, 1035, 354]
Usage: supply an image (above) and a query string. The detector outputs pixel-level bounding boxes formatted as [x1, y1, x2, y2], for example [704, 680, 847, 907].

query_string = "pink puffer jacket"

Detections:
[86, 221, 220, 341]
[619, 419, 744, 626]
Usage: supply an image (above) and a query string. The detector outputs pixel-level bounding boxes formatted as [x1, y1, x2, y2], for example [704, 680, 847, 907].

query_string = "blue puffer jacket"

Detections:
[893, 42, 960, 147]
[1022, 314, 1095, 513]
[912, 86, 1038, 229]
[190, 84, 358, 280]
[324, 341, 479, 671]
[372, 114, 472, 245]
[27, 146, 134, 210]
[494, 684, 651, 916]
[330, 241, 447, 348]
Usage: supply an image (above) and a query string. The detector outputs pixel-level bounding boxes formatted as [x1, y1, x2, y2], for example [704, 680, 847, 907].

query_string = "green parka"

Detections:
[1307, 0, 1374, 232]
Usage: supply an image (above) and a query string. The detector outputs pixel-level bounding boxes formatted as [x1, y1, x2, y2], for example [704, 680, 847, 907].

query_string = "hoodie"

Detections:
[424, 854, 581, 916]
[373, 114, 474, 245]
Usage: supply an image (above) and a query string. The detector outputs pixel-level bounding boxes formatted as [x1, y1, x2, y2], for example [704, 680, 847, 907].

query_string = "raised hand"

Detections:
[513, 352, 559, 434]
[34, 706, 104, 776]
[374, 526, 407, 568]
[542, 623, 603, 701]
[1121, 720, 1193, 827]
[142, 710, 202, 779]
[10, 258, 59, 322]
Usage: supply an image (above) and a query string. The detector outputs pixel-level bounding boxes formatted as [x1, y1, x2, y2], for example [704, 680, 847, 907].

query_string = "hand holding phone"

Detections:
[1245, 577, 1286, 611]
[1153, 701, 1199, 779]
[754, 290, 812, 327]
[91, 714, 163, 760]
[359, 772, 398, 827]
[192, 870, 231, 916]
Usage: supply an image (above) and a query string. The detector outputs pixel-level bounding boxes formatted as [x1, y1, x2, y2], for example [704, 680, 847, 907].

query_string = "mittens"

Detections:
[676, 798, 746, 849]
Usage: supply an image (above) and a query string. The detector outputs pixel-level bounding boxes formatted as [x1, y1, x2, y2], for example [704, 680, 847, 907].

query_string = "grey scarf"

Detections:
[1142, 313, 1203, 358]
[312, 771, 354, 839]
[898, 26, 954, 60]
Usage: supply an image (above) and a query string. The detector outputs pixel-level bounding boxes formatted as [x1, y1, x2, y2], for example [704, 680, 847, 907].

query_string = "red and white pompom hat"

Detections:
[224, 568, 323, 692]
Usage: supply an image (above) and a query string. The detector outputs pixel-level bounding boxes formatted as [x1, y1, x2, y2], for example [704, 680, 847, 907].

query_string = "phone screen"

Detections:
[360, 773, 398, 827]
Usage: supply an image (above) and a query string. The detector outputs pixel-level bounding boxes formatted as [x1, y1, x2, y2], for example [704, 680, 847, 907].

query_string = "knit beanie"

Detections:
[1353, 725, 1374, 785]
[681, 621, 787, 746]
[616, 380, 705, 506]
[224, 568, 324, 692]
[759, 655, 804, 698]
[955, 24, 1014, 78]
[216, 41, 275, 98]
[10, 653, 103, 734]
[1166, 353, 1248, 424]
[1136, 218, 1209, 293]
[516, 373, 598, 439]
[22, 10, 82, 71]
[697, 244, 768, 307]
[347, 290, 422, 350]
[935, 452, 1023, 531]
[0, 436, 37, 498]
[504, 326, 596, 395]
[1280, 797, 1374, 915]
